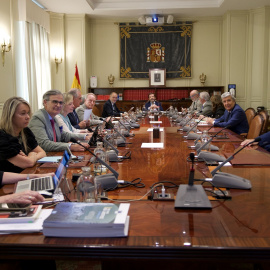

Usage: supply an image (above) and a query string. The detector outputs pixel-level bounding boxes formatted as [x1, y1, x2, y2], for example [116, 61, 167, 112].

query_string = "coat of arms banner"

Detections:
[119, 22, 192, 79]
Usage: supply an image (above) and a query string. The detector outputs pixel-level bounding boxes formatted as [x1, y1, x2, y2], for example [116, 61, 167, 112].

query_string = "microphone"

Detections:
[188, 153, 195, 186]
[203, 137, 262, 189]
[174, 152, 212, 209]
[197, 125, 231, 153]
[211, 137, 261, 176]
[186, 117, 206, 136]
[88, 125, 101, 147]
[98, 117, 127, 145]
[70, 138, 119, 190]
[178, 114, 196, 131]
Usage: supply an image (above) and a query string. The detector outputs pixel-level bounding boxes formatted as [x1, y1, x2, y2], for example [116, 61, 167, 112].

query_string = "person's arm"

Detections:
[0, 190, 44, 204]
[240, 139, 257, 147]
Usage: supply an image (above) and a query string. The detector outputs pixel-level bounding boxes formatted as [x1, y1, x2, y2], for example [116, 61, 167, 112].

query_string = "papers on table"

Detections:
[37, 155, 77, 163]
[0, 209, 53, 234]
[84, 109, 92, 120]
[141, 143, 164, 148]
[147, 128, 164, 132]
[149, 121, 162, 124]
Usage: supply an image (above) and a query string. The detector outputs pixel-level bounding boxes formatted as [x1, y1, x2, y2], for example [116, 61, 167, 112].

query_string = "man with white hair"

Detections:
[198, 91, 213, 116]
[206, 92, 249, 134]
[185, 90, 202, 114]
[76, 93, 103, 126]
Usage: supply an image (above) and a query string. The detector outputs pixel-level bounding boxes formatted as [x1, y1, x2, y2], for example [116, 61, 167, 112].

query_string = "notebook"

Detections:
[15, 150, 71, 194]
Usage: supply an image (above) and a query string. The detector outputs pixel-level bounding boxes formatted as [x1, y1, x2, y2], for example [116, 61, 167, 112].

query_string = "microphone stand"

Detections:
[186, 117, 206, 136]
[196, 125, 230, 153]
[70, 138, 119, 179]
[211, 137, 261, 176]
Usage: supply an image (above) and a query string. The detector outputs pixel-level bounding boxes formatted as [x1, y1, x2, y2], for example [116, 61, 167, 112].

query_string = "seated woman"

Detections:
[0, 97, 46, 173]
[55, 93, 90, 134]
[210, 95, 225, 118]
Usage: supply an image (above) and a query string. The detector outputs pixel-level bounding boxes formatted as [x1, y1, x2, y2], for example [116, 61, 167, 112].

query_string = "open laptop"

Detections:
[15, 150, 71, 194]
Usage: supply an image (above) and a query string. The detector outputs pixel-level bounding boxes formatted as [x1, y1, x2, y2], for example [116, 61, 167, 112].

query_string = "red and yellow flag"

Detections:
[71, 63, 81, 90]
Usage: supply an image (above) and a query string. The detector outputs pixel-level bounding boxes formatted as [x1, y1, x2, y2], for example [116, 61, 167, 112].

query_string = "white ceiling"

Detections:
[36, 0, 270, 19]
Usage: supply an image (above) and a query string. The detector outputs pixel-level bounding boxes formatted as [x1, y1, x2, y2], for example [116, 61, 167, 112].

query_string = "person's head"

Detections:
[43, 90, 64, 117]
[110, 92, 118, 104]
[68, 88, 81, 109]
[221, 92, 236, 111]
[190, 90, 199, 101]
[199, 92, 210, 104]
[210, 95, 223, 111]
[84, 93, 96, 109]
[0, 97, 32, 152]
[61, 93, 74, 116]
[148, 93, 156, 102]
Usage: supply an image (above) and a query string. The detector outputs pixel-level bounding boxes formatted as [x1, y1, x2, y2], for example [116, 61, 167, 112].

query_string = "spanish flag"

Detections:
[71, 63, 81, 90]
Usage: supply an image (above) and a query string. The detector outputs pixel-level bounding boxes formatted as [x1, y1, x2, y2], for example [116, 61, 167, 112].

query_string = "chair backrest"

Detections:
[245, 108, 256, 127]
[258, 110, 269, 134]
[246, 114, 264, 139]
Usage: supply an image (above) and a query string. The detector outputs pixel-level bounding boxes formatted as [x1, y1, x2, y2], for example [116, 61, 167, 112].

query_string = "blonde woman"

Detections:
[55, 93, 90, 134]
[0, 97, 46, 173]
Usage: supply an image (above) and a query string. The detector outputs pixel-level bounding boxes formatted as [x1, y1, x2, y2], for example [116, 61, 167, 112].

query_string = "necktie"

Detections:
[226, 112, 231, 122]
[50, 119, 57, 142]
[73, 111, 79, 124]
[112, 103, 116, 112]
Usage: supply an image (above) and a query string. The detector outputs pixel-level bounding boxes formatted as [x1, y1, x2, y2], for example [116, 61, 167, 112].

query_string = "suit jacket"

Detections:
[188, 98, 202, 114]
[102, 99, 122, 117]
[214, 104, 249, 134]
[259, 132, 270, 152]
[144, 101, 163, 111]
[76, 104, 102, 126]
[67, 110, 80, 129]
[29, 108, 84, 152]
[200, 100, 213, 116]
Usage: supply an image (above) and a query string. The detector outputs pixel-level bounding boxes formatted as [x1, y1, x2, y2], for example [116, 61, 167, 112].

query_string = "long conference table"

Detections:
[1, 115, 270, 268]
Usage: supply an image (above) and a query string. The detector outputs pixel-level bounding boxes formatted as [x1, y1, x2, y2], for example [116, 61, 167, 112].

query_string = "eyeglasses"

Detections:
[48, 100, 64, 106]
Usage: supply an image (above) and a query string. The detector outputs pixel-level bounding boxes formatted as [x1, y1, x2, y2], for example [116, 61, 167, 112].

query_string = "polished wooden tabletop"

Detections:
[1, 115, 270, 264]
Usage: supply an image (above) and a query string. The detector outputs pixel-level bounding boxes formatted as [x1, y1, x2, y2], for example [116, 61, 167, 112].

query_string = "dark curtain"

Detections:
[120, 23, 192, 79]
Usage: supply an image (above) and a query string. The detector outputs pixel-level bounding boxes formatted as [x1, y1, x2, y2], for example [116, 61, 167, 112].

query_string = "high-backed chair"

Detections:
[245, 108, 256, 127]
[258, 110, 269, 134]
[245, 114, 264, 139]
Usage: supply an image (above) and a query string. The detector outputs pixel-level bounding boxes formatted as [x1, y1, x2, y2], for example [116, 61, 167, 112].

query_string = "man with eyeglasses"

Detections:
[29, 90, 90, 152]
[183, 90, 202, 114]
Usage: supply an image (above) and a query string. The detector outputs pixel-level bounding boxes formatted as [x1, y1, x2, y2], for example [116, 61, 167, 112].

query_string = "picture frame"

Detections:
[149, 68, 166, 88]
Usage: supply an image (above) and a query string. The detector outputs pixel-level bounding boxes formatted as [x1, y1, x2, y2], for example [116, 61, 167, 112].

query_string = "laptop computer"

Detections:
[15, 150, 71, 195]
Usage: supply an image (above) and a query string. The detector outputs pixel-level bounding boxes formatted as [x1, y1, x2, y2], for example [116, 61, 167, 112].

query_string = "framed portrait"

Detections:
[149, 68, 166, 88]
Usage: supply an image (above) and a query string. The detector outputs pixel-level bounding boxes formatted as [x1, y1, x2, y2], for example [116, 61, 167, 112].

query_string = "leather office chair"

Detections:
[92, 105, 101, 117]
[245, 107, 256, 126]
[242, 114, 264, 139]
[258, 110, 269, 134]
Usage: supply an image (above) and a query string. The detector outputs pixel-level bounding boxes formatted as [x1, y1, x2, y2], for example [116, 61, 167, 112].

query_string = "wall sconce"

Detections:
[1, 37, 11, 67]
[55, 57, 62, 73]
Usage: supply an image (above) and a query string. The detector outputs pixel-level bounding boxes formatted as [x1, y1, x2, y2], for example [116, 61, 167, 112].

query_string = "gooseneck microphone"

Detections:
[70, 138, 119, 180]
[211, 137, 261, 176]
[186, 117, 206, 135]
[197, 125, 231, 153]
[188, 153, 195, 186]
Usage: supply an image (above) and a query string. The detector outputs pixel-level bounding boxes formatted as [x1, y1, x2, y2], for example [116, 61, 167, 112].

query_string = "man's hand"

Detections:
[78, 120, 87, 129]
[70, 142, 90, 152]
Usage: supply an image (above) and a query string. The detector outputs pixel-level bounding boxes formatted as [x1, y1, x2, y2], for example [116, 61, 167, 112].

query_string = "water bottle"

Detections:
[93, 142, 107, 173]
[76, 167, 97, 203]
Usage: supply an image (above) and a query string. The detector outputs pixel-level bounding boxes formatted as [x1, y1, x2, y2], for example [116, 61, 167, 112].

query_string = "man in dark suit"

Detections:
[67, 88, 89, 129]
[144, 93, 163, 111]
[29, 90, 90, 152]
[206, 92, 249, 135]
[102, 92, 122, 117]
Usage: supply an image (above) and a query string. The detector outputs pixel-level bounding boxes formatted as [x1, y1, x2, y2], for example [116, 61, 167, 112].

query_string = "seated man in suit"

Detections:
[241, 131, 270, 152]
[205, 92, 249, 135]
[197, 91, 213, 117]
[102, 92, 122, 117]
[183, 90, 202, 114]
[67, 88, 89, 129]
[144, 93, 163, 111]
[29, 90, 90, 152]
[76, 93, 103, 126]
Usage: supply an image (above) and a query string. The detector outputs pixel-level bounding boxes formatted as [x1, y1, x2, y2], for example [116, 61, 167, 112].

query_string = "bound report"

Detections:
[43, 202, 130, 237]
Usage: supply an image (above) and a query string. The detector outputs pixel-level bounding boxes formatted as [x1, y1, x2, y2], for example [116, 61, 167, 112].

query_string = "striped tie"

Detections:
[50, 119, 57, 142]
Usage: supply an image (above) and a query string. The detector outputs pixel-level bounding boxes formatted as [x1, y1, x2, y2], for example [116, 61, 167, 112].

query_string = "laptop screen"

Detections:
[53, 150, 71, 186]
